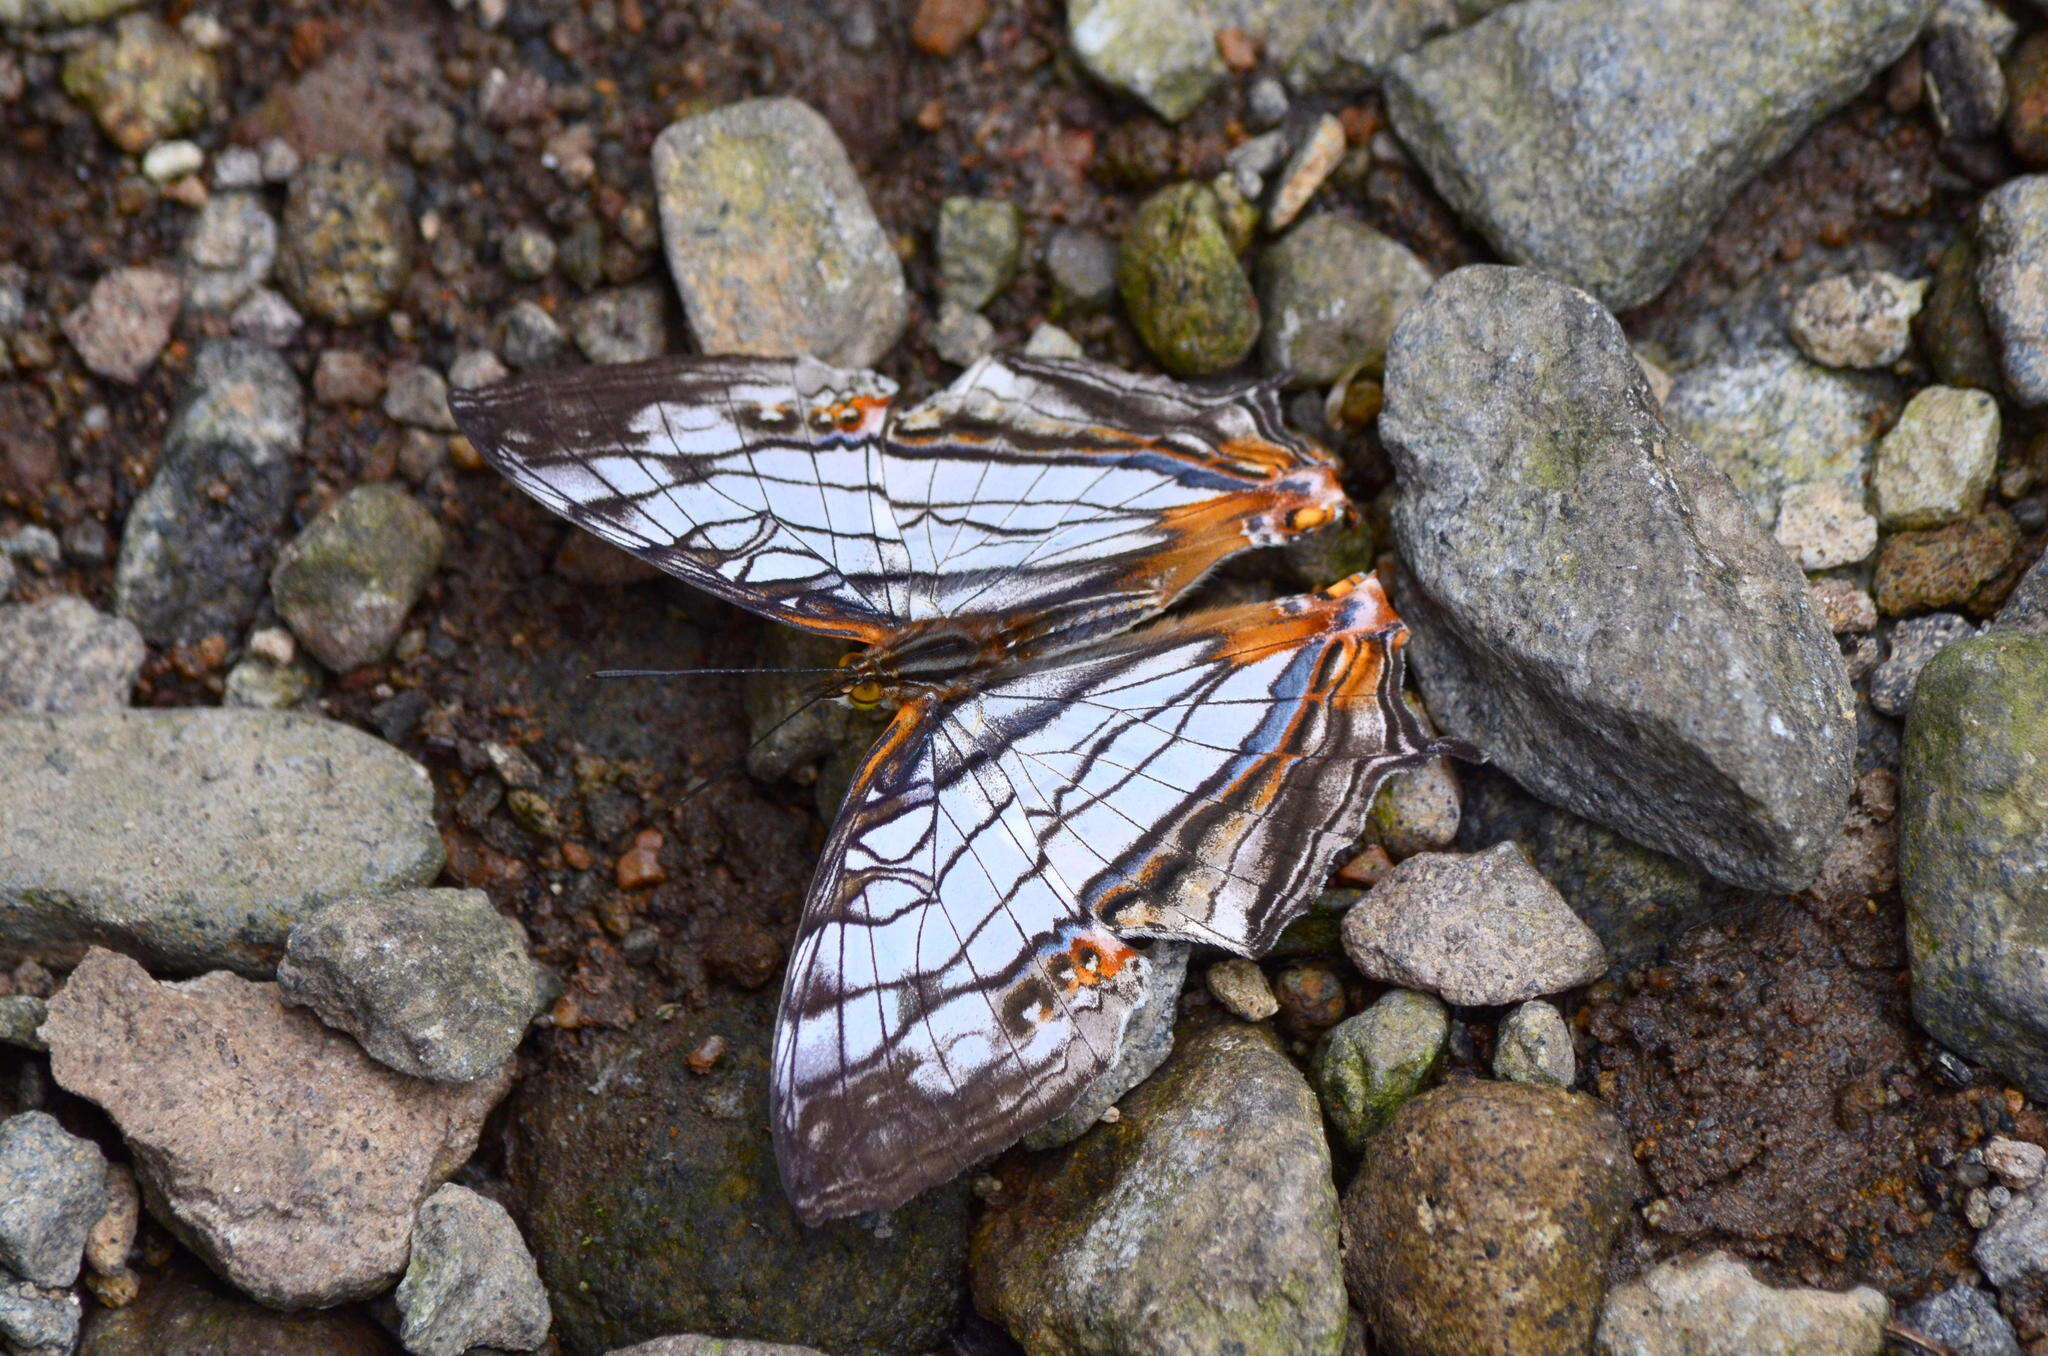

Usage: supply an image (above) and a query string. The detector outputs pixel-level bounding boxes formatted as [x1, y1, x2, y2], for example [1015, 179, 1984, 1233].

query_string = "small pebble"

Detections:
[1022, 322, 1084, 360]
[61, 267, 182, 384]
[1786, 270, 1923, 369]
[1870, 612, 1979, 717]
[229, 288, 302, 347]
[1205, 957, 1279, 1021]
[1247, 77, 1289, 129]
[211, 145, 262, 189]
[1809, 577, 1878, 634]
[313, 349, 384, 406]
[617, 829, 667, 890]
[258, 137, 300, 182]
[1988, 1136, 2048, 1188]
[382, 362, 458, 433]
[931, 301, 996, 366]
[1773, 479, 1877, 570]
[1494, 1000, 1576, 1087]
[140, 139, 202, 183]
[500, 299, 566, 370]
[500, 225, 557, 282]
[909, 0, 990, 57]
[1266, 114, 1345, 232]
[448, 348, 511, 391]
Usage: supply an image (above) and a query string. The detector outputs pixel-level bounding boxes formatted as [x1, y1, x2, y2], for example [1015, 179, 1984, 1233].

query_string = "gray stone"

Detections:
[1021, 322, 1084, 360]
[1987, 1136, 2048, 1188]
[381, 362, 457, 432]
[1341, 844, 1608, 1005]
[448, 348, 511, 392]
[0, 599, 144, 714]
[1311, 987, 1446, 1152]
[182, 192, 278, 312]
[1356, 699, 1463, 857]
[1066, 0, 1227, 121]
[228, 288, 304, 348]
[221, 653, 318, 710]
[0, 1279, 78, 1356]
[1903, 634, 2048, 1100]
[1118, 180, 1259, 377]
[929, 301, 996, 367]
[1978, 1179, 2048, 1288]
[653, 98, 906, 368]
[1772, 479, 1877, 571]
[59, 15, 217, 155]
[211, 145, 263, 190]
[1385, 0, 1932, 310]
[1045, 227, 1117, 313]
[61, 267, 181, 385]
[278, 889, 545, 1083]
[569, 284, 670, 365]
[1595, 1251, 1889, 1356]
[500, 299, 567, 371]
[1874, 385, 2000, 529]
[43, 949, 510, 1309]
[0, 709, 442, 975]
[1994, 549, 2048, 635]
[1205, 957, 1279, 1021]
[975, 1021, 1346, 1356]
[114, 339, 303, 647]
[312, 350, 384, 406]
[395, 1185, 550, 1356]
[1257, 214, 1432, 387]
[1787, 270, 1923, 369]
[501, 224, 557, 282]
[277, 156, 417, 325]
[270, 483, 444, 672]
[0, 995, 46, 1051]
[1022, 940, 1191, 1148]
[1869, 612, 1979, 718]
[1383, 267, 1857, 891]
[0, 0, 141, 23]
[511, 986, 969, 1353]
[0, 1111, 107, 1289]
[1924, 0, 2014, 142]
[1897, 1282, 2021, 1356]
[937, 197, 1022, 312]
[1661, 337, 1898, 529]
[1494, 999, 1574, 1087]
[1981, 176, 2048, 406]
[1345, 1080, 1640, 1356]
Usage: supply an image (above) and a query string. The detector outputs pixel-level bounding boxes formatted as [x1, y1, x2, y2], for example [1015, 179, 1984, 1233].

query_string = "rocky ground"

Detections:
[2, 0, 2048, 1353]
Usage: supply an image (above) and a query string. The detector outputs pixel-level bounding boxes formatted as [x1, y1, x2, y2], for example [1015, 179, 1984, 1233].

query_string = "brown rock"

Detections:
[43, 949, 510, 1308]
[0, 384, 59, 501]
[2010, 31, 2048, 168]
[1874, 507, 2020, 616]
[909, 0, 989, 58]
[312, 349, 385, 406]
[61, 268, 182, 385]
[1343, 1079, 1641, 1356]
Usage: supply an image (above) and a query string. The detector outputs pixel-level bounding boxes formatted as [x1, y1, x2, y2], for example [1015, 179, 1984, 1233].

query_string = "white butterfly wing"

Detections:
[772, 573, 1446, 1222]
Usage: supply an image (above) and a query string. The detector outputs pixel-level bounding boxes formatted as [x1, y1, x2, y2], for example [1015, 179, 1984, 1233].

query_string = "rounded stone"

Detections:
[1786, 270, 1922, 369]
[1117, 181, 1259, 377]
[269, 483, 445, 672]
[1342, 1079, 1641, 1356]
[277, 156, 418, 325]
[60, 15, 218, 154]
[1312, 988, 1447, 1153]
[1257, 214, 1433, 388]
[936, 196, 1022, 312]
[1873, 385, 2001, 530]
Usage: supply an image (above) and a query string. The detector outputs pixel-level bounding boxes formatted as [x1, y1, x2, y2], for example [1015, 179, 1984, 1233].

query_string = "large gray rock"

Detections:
[511, 986, 969, 1354]
[1257, 214, 1433, 387]
[652, 99, 906, 368]
[1341, 845, 1608, 1006]
[269, 483, 445, 672]
[43, 949, 511, 1309]
[277, 889, 546, 1083]
[1343, 1080, 1640, 1356]
[1594, 1251, 1889, 1356]
[114, 339, 304, 647]
[973, 1021, 1346, 1356]
[1381, 266, 1856, 892]
[1384, 0, 1934, 310]
[0, 1111, 107, 1289]
[0, 598, 144, 713]
[1902, 633, 2048, 1099]
[1979, 175, 2048, 406]
[0, 710, 443, 975]
[395, 1185, 550, 1356]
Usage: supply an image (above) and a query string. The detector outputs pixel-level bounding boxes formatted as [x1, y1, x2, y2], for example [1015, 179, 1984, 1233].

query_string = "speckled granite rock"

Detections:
[0, 598, 144, 713]
[1595, 1251, 1889, 1355]
[1382, 266, 1856, 892]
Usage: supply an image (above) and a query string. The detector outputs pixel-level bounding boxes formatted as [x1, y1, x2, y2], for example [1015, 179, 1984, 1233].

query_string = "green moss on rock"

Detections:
[1117, 182, 1259, 377]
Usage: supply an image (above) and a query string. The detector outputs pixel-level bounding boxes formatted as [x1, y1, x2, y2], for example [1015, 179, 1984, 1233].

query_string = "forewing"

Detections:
[449, 354, 912, 643]
[772, 697, 1150, 1224]
[963, 572, 1443, 954]
[880, 353, 1346, 643]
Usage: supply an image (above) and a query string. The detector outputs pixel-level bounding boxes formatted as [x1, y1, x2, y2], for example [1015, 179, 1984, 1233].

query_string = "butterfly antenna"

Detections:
[592, 666, 844, 679]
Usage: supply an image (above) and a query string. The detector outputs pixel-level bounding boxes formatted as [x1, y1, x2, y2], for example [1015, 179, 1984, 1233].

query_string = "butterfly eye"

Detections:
[847, 679, 885, 707]
[836, 404, 864, 431]
[1288, 505, 1334, 532]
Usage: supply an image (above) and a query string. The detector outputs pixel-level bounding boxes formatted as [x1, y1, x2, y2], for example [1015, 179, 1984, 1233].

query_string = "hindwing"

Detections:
[771, 572, 1448, 1222]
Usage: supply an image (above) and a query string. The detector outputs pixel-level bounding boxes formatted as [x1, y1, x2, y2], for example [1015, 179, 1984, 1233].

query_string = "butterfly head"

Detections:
[1242, 463, 1353, 548]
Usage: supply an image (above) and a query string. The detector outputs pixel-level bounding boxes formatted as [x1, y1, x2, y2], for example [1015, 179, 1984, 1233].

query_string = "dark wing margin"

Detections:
[770, 696, 1151, 1224]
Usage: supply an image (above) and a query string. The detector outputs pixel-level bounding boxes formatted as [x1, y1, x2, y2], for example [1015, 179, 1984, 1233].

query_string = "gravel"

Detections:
[269, 482, 445, 672]
[395, 1185, 552, 1356]
[276, 155, 418, 325]
[1895, 1283, 2021, 1356]
[60, 266, 181, 385]
[568, 284, 670, 365]
[58, 14, 217, 153]
[936, 196, 1023, 311]
[0, 1111, 108, 1289]
[1205, 957, 1279, 1021]
[381, 361, 458, 432]
[182, 192, 278, 311]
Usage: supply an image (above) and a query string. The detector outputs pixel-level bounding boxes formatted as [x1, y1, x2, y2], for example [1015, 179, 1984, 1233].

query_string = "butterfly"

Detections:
[450, 351, 1453, 1223]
